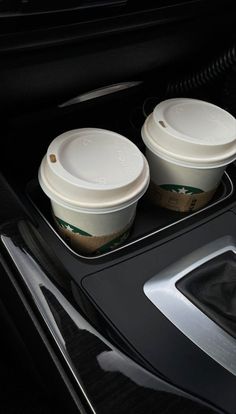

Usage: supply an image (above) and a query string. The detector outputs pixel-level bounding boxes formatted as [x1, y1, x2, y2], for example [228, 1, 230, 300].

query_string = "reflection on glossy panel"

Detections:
[1, 230, 218, 414]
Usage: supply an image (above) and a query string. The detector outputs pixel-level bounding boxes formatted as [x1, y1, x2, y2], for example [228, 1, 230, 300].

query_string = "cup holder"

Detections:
[26, 170, 234, 259]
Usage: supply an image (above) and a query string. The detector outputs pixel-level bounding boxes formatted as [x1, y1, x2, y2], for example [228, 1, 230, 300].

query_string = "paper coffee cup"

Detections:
[39, 128, 150, 254]
[141, 98, 236, 212]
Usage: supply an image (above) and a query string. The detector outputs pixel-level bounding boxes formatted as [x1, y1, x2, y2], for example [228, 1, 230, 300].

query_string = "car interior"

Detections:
[1, 0, 236, 413]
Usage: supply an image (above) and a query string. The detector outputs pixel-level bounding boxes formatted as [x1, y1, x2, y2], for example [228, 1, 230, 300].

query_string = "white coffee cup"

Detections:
[141, 98, 236, 212]
[39, 128, 150, 254]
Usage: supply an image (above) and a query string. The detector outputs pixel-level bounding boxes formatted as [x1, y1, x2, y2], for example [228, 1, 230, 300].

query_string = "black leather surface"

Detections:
[177, 251, 236, 339]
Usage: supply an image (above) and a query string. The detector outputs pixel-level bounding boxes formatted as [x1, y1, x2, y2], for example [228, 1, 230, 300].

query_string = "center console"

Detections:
[1, 150, 235, 413]
[1, 46, 236, 412]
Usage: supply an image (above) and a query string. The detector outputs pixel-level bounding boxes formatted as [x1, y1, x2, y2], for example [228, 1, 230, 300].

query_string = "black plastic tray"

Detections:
[26, 170, 234, 258]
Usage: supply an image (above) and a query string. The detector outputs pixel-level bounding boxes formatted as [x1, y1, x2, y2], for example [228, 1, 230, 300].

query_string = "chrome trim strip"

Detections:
[58, 81, 143, 107]
[144, 236, 236, 376]
[28, 171, 234, 260]
[1, 236, 97, 414]
[0, 253, 87, 414]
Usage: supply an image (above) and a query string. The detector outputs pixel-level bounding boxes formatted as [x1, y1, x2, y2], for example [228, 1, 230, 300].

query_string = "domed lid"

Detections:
[142, 98, 236, 167]
[39, 128, 150, 213]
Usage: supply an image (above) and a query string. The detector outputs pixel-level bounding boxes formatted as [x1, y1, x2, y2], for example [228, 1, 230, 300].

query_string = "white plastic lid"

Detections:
[141, 98, 236, 167]
[39, 128, 150, 213]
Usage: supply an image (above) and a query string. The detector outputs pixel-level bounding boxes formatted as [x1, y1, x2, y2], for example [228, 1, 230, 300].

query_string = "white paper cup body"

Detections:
[51, 200, 137, 254]
[142, 99, 236, 212]
[145, 148, 225, 211]
[52, 200, 137, 236]
[146, 148, 226, 191]
[39, 128, 150, 253]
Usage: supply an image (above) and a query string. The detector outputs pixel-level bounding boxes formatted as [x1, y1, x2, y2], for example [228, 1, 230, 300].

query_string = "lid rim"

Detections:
[48, 128, 146, 191]
[39, 168, 150, 214]
[153, 98, 236, 146]
[142, 123, 236, 168]
[39, 145, 150, 213]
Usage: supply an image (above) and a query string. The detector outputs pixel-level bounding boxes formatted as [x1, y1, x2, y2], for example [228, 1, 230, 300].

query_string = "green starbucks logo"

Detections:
[160, 184, 203, 195]
[97, 230, 130, 254]
[55, 217, 92, 236]
[56, 216, 130, 254]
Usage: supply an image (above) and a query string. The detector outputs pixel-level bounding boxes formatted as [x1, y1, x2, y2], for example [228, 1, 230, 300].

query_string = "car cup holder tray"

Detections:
[26, 169, 234, 259]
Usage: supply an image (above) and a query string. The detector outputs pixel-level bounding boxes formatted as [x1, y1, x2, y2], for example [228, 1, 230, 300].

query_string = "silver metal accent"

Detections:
[1, 251, 87, 414]
[58, 81, 142, 108]
[144, 236, 236, 376]
[1, 236, 97, 414]
[29, 171, 234, 260]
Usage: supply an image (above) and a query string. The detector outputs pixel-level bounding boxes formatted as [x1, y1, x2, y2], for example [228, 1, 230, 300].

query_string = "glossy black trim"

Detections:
[0, 248, 82, 414]
[1, 224, 220, 413]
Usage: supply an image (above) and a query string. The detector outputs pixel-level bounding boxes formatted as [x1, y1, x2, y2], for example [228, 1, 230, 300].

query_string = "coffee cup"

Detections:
[39, 128, 149, 254]
[141, 98, 236, 212]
